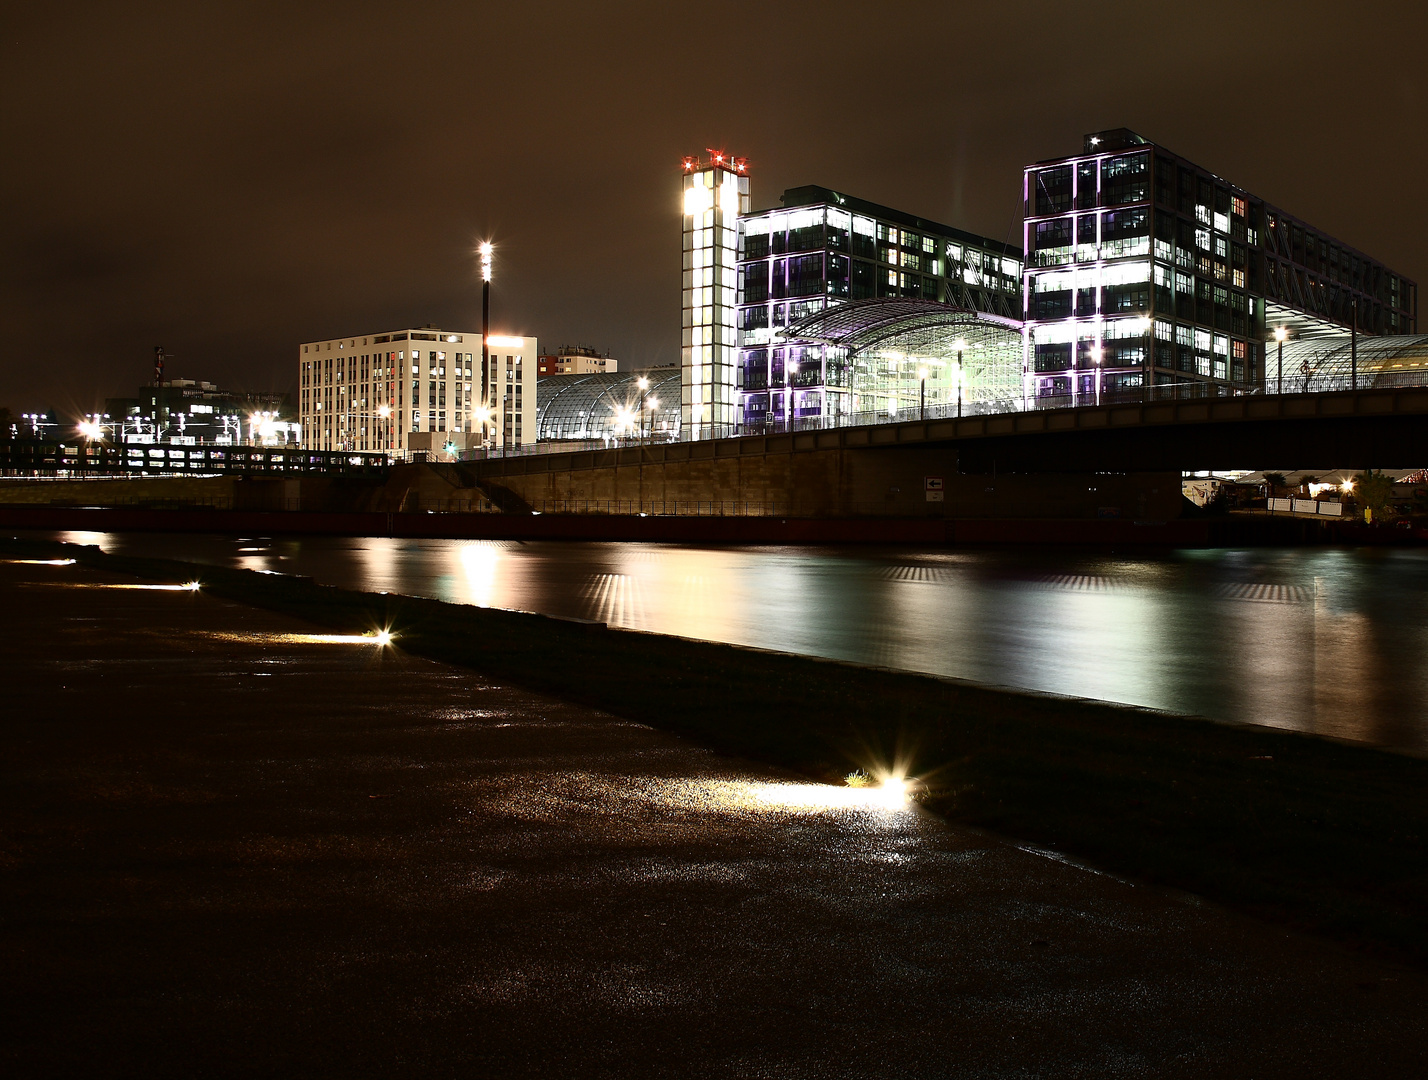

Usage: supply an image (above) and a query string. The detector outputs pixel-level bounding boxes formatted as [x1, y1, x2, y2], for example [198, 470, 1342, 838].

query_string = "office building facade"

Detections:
[299, 327, 536, 456]
[736, 186, 1023, 427]
[1021, 129, 1417, 404]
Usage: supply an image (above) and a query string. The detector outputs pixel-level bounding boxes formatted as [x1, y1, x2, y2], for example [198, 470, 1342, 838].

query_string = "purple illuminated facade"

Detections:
[1021, 129, 1417, 405]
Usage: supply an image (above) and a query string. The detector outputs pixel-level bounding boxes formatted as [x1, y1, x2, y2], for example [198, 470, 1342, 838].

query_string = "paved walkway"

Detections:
[3, 557, 1425, 1077]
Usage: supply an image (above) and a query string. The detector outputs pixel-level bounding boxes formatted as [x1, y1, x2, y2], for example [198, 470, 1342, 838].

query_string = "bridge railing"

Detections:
[479, 371, 1428, 461]
[0, 441, 389, 478]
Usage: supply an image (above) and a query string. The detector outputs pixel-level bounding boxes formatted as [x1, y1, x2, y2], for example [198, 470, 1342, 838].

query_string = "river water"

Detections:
[41, 530, 1428, 752]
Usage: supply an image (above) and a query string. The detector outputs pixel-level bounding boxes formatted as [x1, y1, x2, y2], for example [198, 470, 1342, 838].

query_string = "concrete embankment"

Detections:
[2, 464, 1415, 543]
[8, 548, 1428, 1076]
[6, 534, 1428, 968]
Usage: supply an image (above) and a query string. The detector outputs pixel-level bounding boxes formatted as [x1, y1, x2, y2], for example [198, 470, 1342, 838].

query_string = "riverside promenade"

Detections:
[3, 556, 1427, 1077]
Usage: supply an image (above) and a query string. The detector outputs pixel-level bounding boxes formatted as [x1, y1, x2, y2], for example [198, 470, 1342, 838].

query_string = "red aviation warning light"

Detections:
[682, 150, 749, 173]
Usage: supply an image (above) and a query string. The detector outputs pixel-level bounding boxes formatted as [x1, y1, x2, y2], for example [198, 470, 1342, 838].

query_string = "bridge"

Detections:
[467, 385, 1428, 519]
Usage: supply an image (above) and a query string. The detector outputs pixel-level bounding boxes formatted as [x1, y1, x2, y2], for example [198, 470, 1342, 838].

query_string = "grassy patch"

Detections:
[12, 535, 1428, 963]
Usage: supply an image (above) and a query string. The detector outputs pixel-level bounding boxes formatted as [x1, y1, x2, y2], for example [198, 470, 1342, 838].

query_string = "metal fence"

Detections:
[459, 372, 1428, 458]
[528, 499, 784, 517]
[0, 441, 389, 478]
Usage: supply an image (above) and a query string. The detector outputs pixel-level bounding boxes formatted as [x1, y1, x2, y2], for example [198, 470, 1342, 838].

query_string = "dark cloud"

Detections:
[3, 0, 1426, 412]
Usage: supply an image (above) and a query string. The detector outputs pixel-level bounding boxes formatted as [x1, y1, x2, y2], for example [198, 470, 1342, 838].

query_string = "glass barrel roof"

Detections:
[784, 298, 1026, 412]
[536, 370, 682, 442]
[1275, 334, 1428, 391]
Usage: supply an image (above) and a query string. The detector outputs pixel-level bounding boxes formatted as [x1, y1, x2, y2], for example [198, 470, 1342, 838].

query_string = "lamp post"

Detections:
[1350, 296, 1358, 391]
[479, 242, 493, 452]
[953, 338, 967, 418]
[1274, 325, 1287, 395]
[1090, 345, 1104, 407]
[377, 404, 392, 456]
[786, 359, 799, 431]
[917, 366, 928, 421]
[475, 405, 492, 456]
[637, 376, 650, 443]
[77, 415, 105, 468]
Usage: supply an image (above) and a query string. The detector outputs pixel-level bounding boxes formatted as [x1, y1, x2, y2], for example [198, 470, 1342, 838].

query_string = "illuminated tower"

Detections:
[681, 150, 748, 440]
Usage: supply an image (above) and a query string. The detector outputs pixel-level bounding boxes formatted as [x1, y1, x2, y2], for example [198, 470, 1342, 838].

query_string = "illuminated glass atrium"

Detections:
[737, 186, 1023, 427]
[1022, 129, 1418, 404]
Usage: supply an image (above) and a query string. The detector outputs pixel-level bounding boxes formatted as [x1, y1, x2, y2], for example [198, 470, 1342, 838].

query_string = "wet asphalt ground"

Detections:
[3, 557, 1426, 1078]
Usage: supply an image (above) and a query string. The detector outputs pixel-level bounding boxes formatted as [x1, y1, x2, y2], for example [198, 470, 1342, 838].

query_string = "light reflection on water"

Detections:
[41, 530, 1428, 752]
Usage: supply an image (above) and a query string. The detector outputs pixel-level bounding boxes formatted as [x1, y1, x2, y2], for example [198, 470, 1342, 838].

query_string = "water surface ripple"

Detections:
[47, 531, 1428, 752]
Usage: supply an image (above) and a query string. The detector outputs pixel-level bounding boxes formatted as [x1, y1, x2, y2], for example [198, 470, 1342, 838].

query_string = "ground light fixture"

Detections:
[844, 769, 915, 810]
[196, 629, 396, 646]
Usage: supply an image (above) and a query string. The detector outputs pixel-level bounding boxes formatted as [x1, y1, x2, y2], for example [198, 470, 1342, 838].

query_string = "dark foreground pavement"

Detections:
[2, 558, 1425, 1078]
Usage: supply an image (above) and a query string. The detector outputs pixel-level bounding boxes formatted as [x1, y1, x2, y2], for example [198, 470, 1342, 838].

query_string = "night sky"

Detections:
[4, 1, 1425, 416]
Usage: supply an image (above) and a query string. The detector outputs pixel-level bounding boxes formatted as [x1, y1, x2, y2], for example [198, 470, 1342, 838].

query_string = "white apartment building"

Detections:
[298, 327, 536, 456]
[537, 345, 619, 376]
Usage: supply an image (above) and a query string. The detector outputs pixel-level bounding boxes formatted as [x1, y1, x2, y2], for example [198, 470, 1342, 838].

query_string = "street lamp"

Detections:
[377, 403, 392, 455]
[953, 338, 967, 418]
[475, 405, 492, 455]
[1090, 345, 1104, 407]
[637, 376, 650, 443]
[479, 242, 493, 452]
[1274, 326, 1287, 395]
[917, 366, 928, 421]
[786, 359, 799, 430]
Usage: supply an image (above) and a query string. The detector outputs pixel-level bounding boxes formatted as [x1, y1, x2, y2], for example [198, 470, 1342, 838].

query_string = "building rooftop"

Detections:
[751, 185, 1022, 259]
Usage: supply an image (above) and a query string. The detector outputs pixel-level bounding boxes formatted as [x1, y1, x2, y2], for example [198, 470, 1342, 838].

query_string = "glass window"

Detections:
[1034, 166, 1072, 215]
[741, 261, 769, 304]
[850, 216, 876, 259]
[786, 254, 823, 298]
[1101, 152, 1149, 205]
[850, 260, 877, 300]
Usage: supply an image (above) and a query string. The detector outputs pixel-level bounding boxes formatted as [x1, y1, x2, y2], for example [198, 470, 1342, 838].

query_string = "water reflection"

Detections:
[38, 530, 1428, 752]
